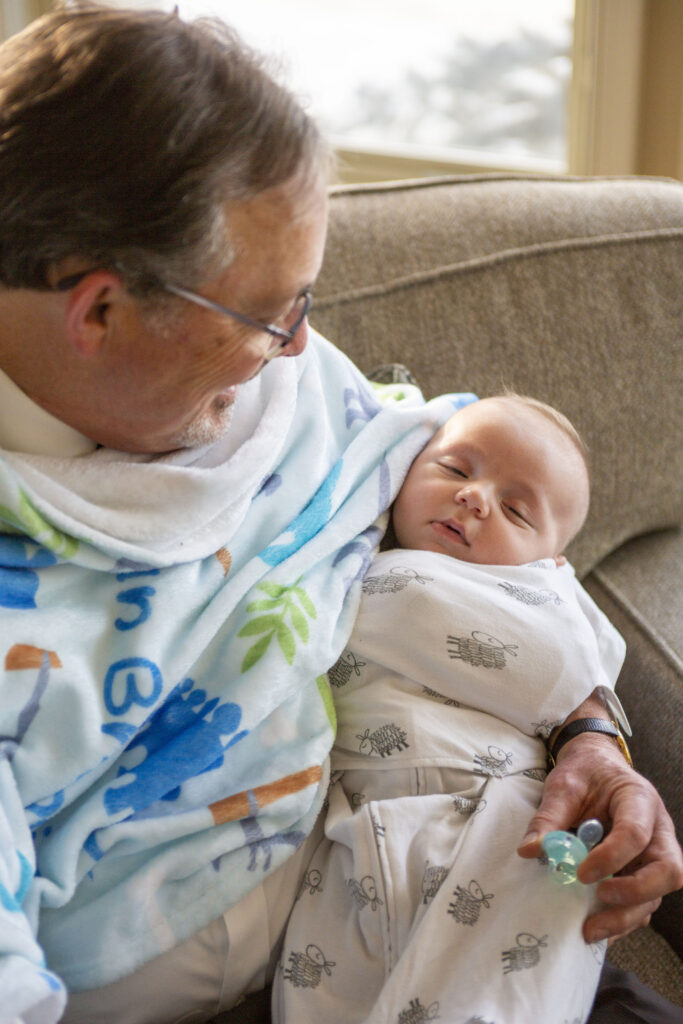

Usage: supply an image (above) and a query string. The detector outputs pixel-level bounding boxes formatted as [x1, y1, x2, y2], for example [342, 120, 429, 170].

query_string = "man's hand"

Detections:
[517, 732, 683, 943]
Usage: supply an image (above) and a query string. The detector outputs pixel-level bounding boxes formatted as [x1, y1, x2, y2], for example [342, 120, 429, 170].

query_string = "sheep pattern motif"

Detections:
[328, 650, 366, 687]
[346, 874, 384, 911]
[448, 880, 495, 925]
[452, 794, 487, 816]
[473, 746, 513, 777]
[501, 932, 548, 973]
[421, 861, 449, 904]
[357, 723, 409, 757]
[282, 944, 335, 989]
[361, 565, 433, 595]
[446, 631, 519, 669]
[397, 998, 441, 1023]
[497, 580, 563, 606]
[276, 551, 618, 1020]
[422, 685, 460, 707]
[298, 868, 324, 897]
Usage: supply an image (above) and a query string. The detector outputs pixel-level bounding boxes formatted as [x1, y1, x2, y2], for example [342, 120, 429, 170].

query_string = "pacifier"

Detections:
[541, 819, 604, 885]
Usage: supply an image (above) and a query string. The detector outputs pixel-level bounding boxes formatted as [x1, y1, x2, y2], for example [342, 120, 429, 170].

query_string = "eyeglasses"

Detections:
[162, 283, 312, 361]
[56, 271, 312, 362]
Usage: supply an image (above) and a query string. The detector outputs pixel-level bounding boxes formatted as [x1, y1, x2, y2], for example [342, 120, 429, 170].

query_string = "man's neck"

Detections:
[0, 287, 98, 455]
[0, 365, 95, 456]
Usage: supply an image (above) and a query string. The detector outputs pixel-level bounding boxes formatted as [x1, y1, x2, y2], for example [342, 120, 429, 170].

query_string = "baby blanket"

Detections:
[332, 549, 628, 774]
[0, 330, 470, 1022]
[277, 551, 628, 1024]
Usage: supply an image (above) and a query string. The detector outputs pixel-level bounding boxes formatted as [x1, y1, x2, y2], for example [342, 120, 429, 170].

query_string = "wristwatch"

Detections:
[547, 717, 633, 769]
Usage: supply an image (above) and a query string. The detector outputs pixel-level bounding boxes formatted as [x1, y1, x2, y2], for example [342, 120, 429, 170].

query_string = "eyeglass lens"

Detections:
[265, 291, 311, 356]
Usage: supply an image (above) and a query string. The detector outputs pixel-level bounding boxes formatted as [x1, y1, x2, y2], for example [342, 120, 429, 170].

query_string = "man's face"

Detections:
[86, 172, 329, 453]
[391, 398, 589, 566]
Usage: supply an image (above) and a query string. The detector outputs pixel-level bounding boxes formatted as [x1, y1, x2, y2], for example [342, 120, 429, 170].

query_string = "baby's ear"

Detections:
[554, 554, 567, 567]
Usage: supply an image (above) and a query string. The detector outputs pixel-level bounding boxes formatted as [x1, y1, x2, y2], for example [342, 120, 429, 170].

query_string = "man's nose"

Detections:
[456, 484, 489, 516]
[281, 317, 309, 358]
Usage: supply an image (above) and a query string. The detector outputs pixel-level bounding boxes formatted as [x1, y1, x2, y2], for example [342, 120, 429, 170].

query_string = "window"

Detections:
[179, 0, 573, 179]
[3, 1, 682, 182]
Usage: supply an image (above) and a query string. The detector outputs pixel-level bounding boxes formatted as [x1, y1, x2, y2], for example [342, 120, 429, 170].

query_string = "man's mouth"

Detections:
[214, 386, 238, 408]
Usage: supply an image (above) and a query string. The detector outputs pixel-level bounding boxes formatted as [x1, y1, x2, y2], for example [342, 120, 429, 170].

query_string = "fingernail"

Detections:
[588, 928, 609, 943]
[521, 831, 538, 846]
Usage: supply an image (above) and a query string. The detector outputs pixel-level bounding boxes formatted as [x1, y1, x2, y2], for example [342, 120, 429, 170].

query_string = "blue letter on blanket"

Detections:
[104, 657, 163, 716]
[115, 585, 157, 631]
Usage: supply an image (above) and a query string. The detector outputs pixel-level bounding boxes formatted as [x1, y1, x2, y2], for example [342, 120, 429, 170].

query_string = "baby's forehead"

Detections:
[438, 398, 589, 508]
[442, 398, 577, 455]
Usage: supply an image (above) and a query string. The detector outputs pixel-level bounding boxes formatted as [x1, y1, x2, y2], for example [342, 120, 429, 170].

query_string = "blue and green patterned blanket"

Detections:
[0, 330, 471, 1021]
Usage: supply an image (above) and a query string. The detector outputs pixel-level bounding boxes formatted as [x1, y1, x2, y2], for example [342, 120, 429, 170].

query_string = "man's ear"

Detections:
[63, 270, 123, 357]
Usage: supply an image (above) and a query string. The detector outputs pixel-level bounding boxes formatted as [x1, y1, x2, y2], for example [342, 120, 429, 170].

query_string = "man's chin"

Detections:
[170, 396, 236, 450]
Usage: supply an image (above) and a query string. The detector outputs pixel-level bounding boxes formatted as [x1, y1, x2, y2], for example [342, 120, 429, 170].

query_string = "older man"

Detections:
[0, 5, 679, 1023]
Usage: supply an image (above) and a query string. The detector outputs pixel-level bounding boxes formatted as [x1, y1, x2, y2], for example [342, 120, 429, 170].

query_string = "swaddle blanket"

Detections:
[332, 549, 628, 775]
[277, 551, 627, 1024]
[0, 330, 472, 1022]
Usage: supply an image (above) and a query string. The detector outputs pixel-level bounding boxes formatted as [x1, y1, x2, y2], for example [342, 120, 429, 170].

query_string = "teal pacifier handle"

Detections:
[541, 819, 604, 885]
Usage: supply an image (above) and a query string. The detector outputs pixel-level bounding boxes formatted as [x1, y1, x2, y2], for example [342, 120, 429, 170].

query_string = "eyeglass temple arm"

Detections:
[164, 283, 293, 340]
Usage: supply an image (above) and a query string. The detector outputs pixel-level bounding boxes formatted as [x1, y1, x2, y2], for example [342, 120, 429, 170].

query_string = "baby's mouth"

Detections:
[436, 519, 469, 545]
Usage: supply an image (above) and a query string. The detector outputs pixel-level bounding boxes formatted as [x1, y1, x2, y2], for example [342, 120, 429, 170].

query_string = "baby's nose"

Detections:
[456, 485, 488, 516]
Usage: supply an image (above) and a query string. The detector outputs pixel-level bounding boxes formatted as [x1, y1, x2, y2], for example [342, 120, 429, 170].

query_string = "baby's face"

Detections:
[392, 398, 589, 566]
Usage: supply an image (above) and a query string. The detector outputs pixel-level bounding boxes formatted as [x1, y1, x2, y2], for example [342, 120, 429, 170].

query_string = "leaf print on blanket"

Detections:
[316, 673, 336, 731]
[0, 490, 79, 558]
[239, 578, 317, 672]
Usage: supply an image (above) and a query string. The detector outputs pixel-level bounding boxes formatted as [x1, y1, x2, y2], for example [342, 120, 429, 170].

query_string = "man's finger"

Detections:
[583, 900, 659, 944]
[517, 760, 590, 858]
[596, 858, 679, 906]
[577, 820, 655, 883]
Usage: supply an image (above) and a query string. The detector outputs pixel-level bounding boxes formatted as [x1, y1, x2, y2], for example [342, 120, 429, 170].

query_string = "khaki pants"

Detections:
[62, 817, 323, 1024]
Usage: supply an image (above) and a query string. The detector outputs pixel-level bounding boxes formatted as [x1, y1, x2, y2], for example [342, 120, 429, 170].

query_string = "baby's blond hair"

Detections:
[496, 391, 589, 480]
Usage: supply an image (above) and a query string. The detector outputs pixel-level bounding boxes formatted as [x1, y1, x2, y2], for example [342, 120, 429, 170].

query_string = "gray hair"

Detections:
[0, 2, 328, 294]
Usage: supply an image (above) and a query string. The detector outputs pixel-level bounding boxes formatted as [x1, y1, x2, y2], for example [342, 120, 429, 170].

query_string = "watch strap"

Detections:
[547, 717, 633, 768]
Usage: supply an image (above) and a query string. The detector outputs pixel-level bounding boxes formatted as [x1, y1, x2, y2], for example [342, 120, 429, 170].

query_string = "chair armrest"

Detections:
[583, 528, 683, 955]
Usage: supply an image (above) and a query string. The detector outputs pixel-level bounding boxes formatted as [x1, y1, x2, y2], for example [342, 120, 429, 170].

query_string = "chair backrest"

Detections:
[312, 174, 683, 576]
